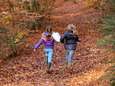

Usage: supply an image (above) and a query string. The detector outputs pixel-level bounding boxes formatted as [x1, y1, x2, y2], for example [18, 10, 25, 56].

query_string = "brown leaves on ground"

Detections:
[0, 0, 113, 86]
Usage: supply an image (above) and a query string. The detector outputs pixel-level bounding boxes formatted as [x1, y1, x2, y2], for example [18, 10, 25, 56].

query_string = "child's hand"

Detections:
[33, 49, 36, 52]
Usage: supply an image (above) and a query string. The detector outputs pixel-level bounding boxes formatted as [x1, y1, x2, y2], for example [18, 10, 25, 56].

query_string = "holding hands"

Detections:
[33, 49, 36, 52]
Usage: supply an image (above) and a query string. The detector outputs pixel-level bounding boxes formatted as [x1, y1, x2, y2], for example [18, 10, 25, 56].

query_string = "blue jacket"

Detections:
[60, 31, 80, 50]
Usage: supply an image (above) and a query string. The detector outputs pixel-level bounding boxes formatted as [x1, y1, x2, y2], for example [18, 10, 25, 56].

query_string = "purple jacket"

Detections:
[34, 38, 55, 49]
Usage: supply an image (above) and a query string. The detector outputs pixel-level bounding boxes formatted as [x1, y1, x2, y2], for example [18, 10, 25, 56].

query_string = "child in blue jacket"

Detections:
[60, 24, 80, 66]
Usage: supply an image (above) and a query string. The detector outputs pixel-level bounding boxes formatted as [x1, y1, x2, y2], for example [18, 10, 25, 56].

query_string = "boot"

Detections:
[46, 62, 52, 73]
[48, 62, 51, 70]
[45, 56, 48, 65]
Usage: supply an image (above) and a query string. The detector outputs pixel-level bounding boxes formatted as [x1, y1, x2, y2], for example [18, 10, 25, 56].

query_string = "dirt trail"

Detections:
[0, 0, 111, 86]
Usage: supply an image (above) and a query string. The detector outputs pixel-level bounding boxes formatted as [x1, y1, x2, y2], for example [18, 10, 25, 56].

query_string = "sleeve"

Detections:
[34, 39, 43, 49]
[76, 35, 80, 42]
[60, 32, 67, 43]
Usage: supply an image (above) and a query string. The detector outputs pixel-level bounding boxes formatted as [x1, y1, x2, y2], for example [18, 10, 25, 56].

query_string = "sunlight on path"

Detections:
[64, 64, 111, 86]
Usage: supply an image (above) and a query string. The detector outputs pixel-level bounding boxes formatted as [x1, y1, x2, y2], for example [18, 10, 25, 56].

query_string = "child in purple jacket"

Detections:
[34, 26, 54, 71]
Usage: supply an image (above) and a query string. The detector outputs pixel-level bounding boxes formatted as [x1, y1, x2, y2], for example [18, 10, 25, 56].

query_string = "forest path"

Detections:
[0, 0, 111, 86]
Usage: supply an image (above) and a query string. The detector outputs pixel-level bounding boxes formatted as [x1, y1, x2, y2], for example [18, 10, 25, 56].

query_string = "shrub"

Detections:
[1, 14, 12, 25]
[98, 15, 115, 49]
[15, 15, 49, 31]
[0, 27, 8, 33]
[22, 0, 55, 14]
[85, 0, 108, 9]
[98, 1, 115, 86]
[0, 29, 27, 58]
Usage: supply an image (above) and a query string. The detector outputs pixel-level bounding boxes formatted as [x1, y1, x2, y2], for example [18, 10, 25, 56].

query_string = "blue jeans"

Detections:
[65, 50, 75, 64]
[44, 48, 53, 64]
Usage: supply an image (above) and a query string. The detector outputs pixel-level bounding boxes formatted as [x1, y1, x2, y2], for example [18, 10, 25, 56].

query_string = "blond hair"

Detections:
[66, 24, 78, 35]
